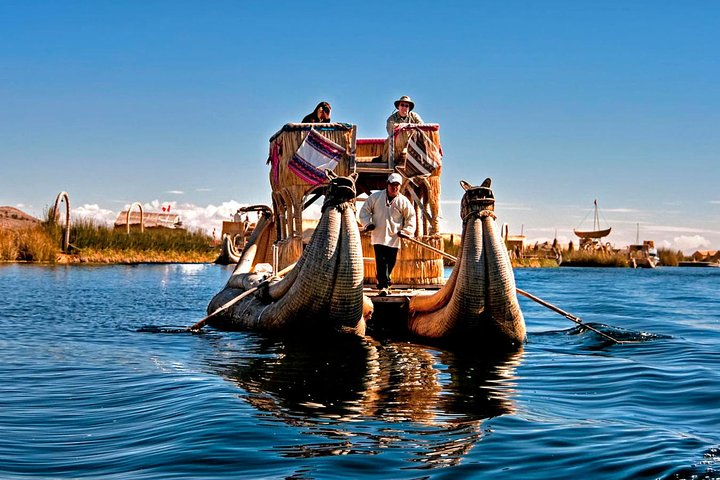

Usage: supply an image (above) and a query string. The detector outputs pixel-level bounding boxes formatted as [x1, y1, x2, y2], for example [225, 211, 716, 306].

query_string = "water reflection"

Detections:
[204, 333, 524, 468]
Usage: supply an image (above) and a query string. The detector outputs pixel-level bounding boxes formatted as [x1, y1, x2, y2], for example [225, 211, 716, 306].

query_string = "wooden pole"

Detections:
[515, 289, 623, 344]
[404, 235, 623, 344]
[188, 262, 296, 332]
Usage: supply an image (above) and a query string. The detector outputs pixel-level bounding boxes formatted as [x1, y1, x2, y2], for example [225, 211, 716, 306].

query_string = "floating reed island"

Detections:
[0, 197, 216, 264]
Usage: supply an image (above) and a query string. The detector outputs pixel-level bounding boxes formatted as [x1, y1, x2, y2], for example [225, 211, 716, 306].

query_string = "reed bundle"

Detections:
[355, 139, 385, 161]
[361, 234, 444, 285]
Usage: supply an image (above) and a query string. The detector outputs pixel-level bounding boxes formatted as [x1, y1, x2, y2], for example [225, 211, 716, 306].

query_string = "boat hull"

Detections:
[206, 173, 369, 335]
[407, 179, 526, 348]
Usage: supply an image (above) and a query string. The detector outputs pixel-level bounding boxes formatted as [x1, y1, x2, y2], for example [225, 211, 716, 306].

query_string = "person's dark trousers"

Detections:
[373, 244, 399, 289]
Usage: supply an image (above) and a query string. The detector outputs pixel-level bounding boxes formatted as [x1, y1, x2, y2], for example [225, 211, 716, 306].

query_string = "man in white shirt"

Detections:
[359, 173, 417, 296]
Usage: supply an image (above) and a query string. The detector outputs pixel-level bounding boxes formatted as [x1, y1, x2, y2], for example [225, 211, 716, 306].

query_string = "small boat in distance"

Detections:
[574, 200, 612, 239]
[678, 261, 720, 268]
[627, 224, 658, 268]
[628, 241, 659, 268]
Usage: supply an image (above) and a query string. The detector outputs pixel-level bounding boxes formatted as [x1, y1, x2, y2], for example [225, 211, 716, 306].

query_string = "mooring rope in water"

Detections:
[188, 262, 296, 332]
[403, 236, 624, 344]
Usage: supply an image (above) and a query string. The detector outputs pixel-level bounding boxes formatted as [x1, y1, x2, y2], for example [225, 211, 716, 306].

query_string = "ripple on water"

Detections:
[1, 264, 720, 479]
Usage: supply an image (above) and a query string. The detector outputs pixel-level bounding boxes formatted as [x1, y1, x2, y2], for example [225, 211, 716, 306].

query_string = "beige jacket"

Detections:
[359, 189, 416, 248]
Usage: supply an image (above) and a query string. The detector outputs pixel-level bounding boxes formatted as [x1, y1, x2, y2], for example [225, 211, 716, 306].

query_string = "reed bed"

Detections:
[658, 248, 684, 267]
[560, 250, 629, 267]
[0, 229, 19, 260]
[1, 218, 216, 263]
[0, 226, 57, 262]
[513, 257, 560, 268]
[60, 218, 215, 254]
[65, 248, 216, 264]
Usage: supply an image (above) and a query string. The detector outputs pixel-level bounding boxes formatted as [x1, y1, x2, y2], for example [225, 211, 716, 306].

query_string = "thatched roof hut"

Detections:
[261, 121, 445, 287]
[114, 211, 183, 230]
[691, 250, 720, 262]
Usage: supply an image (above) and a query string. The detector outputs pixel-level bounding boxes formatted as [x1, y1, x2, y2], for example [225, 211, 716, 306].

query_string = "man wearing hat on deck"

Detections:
[386, 95, 424, 135]
[359, 172, 417, 296]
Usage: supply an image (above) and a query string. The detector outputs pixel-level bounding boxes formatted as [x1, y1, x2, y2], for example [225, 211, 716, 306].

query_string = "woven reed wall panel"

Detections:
[356, 141, 385, 159]
[268, 126, 355, 241]
[276, 237, 303, 271]
[361, 234, 444, 285]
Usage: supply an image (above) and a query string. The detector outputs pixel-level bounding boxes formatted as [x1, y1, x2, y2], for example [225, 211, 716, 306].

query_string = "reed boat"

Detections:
[214, 205, 267, 265]
[574, 200, 611, 241]
[627, 234, 659, 269]
[214, 234, 241, 265]
[205, 121, 525, 346]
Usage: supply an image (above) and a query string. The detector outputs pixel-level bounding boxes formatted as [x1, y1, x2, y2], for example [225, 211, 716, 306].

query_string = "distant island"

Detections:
[0, 206, 217, 264]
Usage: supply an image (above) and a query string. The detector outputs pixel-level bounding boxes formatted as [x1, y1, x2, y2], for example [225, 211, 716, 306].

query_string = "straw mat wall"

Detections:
[361, 234, 444, 285]
[268, 124, 355, 241]
[385, 125, 442, 165]
[356, 139, 385, 161]
[383, 125, 443, 236]
[250, 217, 277, 268]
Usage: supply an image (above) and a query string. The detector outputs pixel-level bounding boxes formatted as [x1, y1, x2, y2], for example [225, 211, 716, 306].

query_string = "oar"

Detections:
[403, 235, 455, 262]
[514, 288, 623, 343]
[402, 235, 623, 344]
[188, 262, 296, 332]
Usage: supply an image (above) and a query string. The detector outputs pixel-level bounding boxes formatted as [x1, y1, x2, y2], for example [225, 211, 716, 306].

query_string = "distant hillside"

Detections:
[0, 206, 41, 230]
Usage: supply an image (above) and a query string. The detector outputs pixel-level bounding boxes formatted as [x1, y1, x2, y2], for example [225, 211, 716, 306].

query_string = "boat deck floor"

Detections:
[363, 284, 441, 301]
[363, 285, 441, 334]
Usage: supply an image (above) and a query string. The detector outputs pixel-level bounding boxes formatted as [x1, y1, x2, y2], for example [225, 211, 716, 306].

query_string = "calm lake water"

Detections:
[1, 264, 719, 479]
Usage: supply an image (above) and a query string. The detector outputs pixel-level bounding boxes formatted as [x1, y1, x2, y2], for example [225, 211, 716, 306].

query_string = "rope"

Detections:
[462, 209, 496, 224]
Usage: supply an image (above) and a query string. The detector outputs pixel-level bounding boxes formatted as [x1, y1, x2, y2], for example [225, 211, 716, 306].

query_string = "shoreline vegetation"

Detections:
[0, 207, 689, 268]
[442, 236, 686, 268]
[0, 218, 217, 264]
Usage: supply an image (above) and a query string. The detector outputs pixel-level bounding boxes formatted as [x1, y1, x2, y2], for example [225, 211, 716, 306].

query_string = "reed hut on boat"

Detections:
[256, 122, 446, 287]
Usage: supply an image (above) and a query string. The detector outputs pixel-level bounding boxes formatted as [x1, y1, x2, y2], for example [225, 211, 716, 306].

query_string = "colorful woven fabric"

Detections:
[398, 129, 442, 178]
[270, 140, 282, 184]
[288, 129, 345, 185]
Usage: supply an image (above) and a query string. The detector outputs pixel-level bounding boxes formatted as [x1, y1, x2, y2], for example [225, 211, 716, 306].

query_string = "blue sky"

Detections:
[1, 1, 718, 252]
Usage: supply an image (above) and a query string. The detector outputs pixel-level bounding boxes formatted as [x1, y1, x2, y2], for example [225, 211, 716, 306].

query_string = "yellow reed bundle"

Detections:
[355, 141, 385, 162]
[249, 216, 277, 267]
[275, 237, 303, 271]
[269, 126, 353, 191]
[361, 234, 445, 286]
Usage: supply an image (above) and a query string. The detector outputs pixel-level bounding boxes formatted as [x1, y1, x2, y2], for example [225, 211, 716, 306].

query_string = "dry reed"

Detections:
[658, 248, 684, 267]
[0, 229, 20, 261]
[0, 226, 58, 262]
[560, 250, 629, 267]
[1, 217, 216, 263]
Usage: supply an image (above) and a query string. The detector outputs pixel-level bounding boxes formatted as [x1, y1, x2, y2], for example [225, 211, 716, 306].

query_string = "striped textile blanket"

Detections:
[289, 129, 345, 185]
[398, 129, 442, 178]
